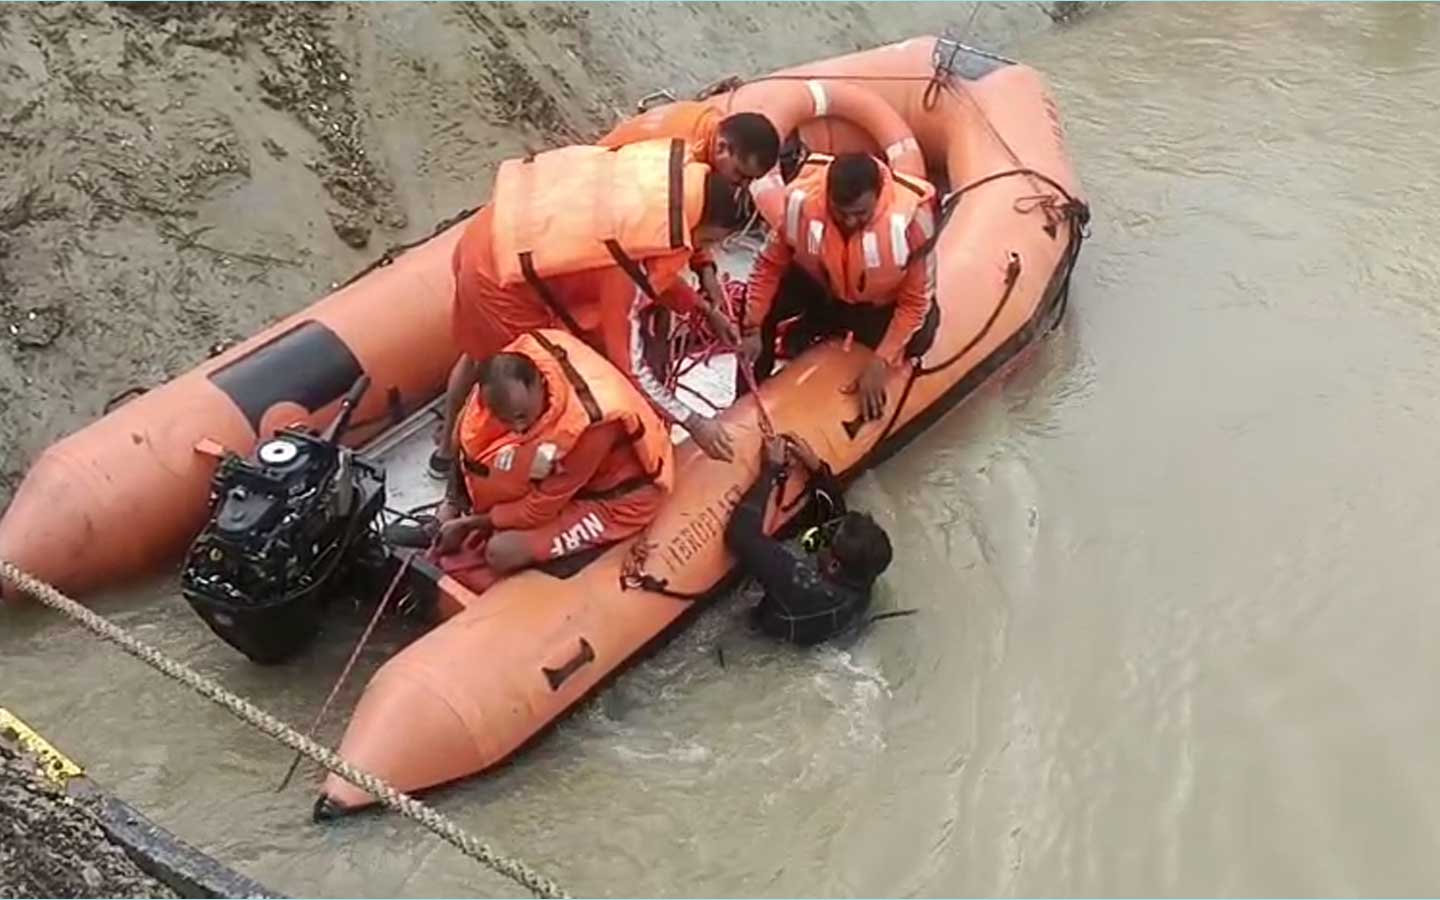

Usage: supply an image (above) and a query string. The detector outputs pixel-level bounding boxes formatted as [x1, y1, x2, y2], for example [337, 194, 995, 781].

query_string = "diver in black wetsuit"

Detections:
[724, 433, 895, 646]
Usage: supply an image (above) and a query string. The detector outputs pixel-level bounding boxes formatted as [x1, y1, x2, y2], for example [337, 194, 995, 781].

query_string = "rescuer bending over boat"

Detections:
[431, 135, 769, 476]
[598, 107, 781, 315]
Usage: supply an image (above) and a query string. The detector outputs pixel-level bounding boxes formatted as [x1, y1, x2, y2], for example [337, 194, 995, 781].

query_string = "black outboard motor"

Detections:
[181, 375, 386, 664]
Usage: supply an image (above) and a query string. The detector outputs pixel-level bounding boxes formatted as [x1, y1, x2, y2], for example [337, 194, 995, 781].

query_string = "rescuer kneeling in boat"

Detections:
[433, 138, 755, 474]
[418, 328, 674, 595]
[740, 152, 942, 422]
[724, 433, 894, 645]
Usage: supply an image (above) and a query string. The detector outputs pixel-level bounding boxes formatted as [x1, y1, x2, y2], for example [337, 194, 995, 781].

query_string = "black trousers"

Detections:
[751, 266, 941, 382]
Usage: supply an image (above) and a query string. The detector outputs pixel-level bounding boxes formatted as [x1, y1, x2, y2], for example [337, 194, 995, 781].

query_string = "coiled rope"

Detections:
[0, 560, 569, 900]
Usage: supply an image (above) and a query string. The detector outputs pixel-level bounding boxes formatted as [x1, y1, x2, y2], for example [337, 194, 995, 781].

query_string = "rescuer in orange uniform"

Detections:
[425, 329, 675, 596]
[597, 103, 780, 186]
[598, 103, 781, 317]
[740, 152, 942, 422]
[435, 138, 752, 474]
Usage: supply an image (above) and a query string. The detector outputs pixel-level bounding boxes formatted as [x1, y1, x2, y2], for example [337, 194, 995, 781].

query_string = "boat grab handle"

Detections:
[542, 638, 596, 691]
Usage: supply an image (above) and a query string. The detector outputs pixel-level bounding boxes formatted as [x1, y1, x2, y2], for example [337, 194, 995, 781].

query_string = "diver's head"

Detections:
[479, 352, 544, 433]
[821, 511, 894, 585]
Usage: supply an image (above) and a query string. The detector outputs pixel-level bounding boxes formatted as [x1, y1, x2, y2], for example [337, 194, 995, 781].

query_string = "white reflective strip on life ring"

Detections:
[806, 79, 829, 117]
[884, 136, 920, 162]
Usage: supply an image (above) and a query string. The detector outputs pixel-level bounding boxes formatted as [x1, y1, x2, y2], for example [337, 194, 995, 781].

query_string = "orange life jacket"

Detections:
[773, 153, 938, 306]
[596, 101, 719, 167]
[456, 329, 674, 514]
[490, 139, 709, 292]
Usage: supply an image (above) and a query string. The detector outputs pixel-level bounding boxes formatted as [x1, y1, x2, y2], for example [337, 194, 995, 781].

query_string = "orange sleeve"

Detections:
[743, 231, 793, 331]
[874, 259, 931, 366]
[641, 250, 692, 300]
[489, 421, 623, 531]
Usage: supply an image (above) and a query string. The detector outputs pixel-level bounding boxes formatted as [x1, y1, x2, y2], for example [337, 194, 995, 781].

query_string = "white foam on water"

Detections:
[612, 739, 712, 765]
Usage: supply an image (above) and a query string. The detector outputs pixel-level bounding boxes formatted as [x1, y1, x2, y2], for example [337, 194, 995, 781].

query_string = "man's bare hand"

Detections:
[843, 357, 890, 422]
[739, 332, 762, 365]
[703, 302, 741, 348]
[435, 514, 491, 555]
[763, 435, 788, 467]
[782, 433, 823, 471]
[687, 416, 735, 462]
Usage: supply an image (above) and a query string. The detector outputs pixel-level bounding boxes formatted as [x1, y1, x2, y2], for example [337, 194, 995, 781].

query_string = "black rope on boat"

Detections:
[840, 164, 1088, 446]
[102, 385, 150, 415]
[338, 205, 481, 290]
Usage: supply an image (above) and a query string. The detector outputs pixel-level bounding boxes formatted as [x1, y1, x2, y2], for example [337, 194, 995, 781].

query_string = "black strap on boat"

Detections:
[337, 385, 410, 437]
[840, 162, 1092, 445]
[623, 572, 707, 600]
[103, 385, 150, 415]
[531, 331, 603, 425]
[919, 252, 1022, 377]
[339, 204, 480, 290]
[618, 535, 708, 601]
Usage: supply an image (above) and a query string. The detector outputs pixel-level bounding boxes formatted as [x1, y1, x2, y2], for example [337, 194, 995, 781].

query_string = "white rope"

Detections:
[0, 560, 569, 900]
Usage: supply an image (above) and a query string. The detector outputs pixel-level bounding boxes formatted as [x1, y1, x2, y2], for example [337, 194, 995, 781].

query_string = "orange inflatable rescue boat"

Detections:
[0, 37, 1089, 815]
[321, 36, 1089, 814]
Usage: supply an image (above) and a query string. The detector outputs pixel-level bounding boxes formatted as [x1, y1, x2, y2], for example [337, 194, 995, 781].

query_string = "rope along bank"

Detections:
[0, 560, 569, 900]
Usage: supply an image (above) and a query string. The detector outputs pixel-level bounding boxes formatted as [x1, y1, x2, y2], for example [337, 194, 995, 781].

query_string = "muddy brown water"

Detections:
[5, 3, 1440, 896]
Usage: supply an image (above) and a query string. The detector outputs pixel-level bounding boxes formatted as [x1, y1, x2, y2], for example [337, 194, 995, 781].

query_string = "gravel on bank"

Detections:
[0, 742, 176, 898]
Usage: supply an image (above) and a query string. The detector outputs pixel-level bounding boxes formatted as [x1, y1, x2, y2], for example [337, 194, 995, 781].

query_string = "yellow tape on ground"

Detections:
[0, 706, 85, 785]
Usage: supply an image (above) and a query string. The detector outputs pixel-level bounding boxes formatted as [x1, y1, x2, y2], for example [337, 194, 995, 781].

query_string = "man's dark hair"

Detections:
[700, 171, 747, 230]
[829, 511, 893, 583]
[826, 153, 882, 206]
[718, 112, 780, 171]
[478, 352, 539, 390]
